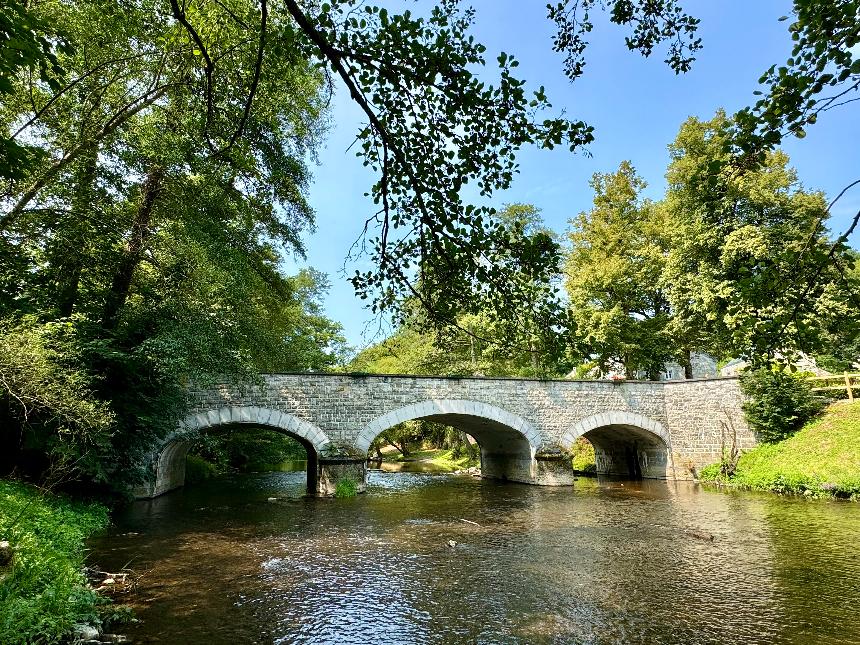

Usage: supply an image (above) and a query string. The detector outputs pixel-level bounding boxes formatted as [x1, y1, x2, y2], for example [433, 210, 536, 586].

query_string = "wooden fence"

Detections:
[807, 372, 859, 402]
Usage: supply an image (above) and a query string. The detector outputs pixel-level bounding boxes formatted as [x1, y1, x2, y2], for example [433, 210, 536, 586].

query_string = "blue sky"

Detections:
[286, 1, 860, 350]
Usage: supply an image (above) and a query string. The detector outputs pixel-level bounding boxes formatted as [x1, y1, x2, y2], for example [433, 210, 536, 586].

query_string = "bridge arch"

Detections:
[356, 399, 539, 483]
[563, 411, 674, 479]
[143, 406, 332, 498]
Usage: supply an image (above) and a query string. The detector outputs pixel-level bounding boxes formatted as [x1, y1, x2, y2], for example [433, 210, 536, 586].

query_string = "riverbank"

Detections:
[0, 480, 115, 643]
[699, 401, 860, 499]
[379, 447, 479, 471]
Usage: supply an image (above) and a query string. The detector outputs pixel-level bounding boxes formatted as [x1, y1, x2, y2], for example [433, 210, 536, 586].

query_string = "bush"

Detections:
[185, 454, 218, 484]
[570, 437, 596, 473]
[334, 478, 358, 498]
[740, 368, 825, 443]
[0, 480, 110, 644]
[0, 319, 116, 483]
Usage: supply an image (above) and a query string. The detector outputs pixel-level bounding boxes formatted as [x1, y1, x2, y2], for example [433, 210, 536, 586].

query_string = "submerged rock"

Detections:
[73, 624, 100, 642]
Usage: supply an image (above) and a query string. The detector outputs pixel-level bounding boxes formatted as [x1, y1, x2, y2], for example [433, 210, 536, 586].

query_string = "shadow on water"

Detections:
[90, 471, 860, 645]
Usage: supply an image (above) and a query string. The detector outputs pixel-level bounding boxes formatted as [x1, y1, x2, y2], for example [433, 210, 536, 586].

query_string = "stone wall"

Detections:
[185, 374, 675, 452]
[663, 378, 756, 476]
[136, 374, 752, 497]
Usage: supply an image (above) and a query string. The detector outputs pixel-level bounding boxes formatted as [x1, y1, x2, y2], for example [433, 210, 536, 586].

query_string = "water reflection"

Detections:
[90, 472, 860, 644]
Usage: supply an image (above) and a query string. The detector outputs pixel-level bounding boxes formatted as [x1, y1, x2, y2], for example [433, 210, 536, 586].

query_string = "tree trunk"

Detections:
[682, 348, 694, 379]
[101, 165, 164, 330]
[469, 335, 477, 374]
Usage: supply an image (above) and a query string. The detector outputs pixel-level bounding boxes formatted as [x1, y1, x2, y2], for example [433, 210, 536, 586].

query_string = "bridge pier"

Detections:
[479, 450, 578, 486]
[531, 451, 578, 486]
[317, 456, 367, 496]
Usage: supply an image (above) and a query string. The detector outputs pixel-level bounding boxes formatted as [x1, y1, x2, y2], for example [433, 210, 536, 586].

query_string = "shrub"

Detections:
[334, 478, 358, 498]
[740, 368, 825, 443]
[0, 319, 115, 483]
[570, 437, 596, 473]
[185, 454, 218, 484]
[697, 463, 723, 481]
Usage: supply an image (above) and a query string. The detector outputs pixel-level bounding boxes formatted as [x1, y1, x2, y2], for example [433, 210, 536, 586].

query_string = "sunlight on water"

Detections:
[90, 472, 860, 644]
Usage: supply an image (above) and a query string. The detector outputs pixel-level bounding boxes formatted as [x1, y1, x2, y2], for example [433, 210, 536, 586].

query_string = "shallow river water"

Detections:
[90, 470, 860, 644]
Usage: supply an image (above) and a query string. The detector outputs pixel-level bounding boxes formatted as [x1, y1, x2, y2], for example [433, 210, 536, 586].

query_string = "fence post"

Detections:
[845, 372, 854, 402]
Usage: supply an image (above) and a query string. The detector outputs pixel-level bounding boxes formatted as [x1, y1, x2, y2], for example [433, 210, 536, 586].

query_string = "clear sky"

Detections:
[285, 1, 860, 351]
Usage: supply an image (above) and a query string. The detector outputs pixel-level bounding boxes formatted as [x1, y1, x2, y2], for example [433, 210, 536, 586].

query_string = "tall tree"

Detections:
[662, 111, 855, 366]
[565, 162, 673, 379]
[0, 0, 346, 486]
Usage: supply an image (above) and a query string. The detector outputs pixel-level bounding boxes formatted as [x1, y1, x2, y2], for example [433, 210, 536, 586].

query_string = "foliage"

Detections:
[334, 477, 358, 498]
[547, 1, 701, 81]
[300, 1, 589, 335]
[699, 401, 860, 498]
[0, 0, 347, 490]
[0, 0, 722, 353]
[565, 162, 674, 379]
[734, 0, 860, 153]
[570, 437, 596, 473]
[740, 368, 825, 443]
[662, 111, 857, 366]
[191, 428, 307, 475]
[351, 205, 575, 379]
[0, 480, 110, 643]
[0, 320, 114, 481]
[563, 112, 859, 377]
[0, 0, 71, 179]
[813, 252, 860, 372]
[184, 454, 218, 484]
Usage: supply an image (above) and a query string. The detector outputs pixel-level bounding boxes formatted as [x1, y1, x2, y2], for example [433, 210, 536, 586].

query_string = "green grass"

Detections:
[0, 480, 110, 643]
[699, 401, 860, 499]
[385, 447, 479, 471]
[334, 478, 358, 498]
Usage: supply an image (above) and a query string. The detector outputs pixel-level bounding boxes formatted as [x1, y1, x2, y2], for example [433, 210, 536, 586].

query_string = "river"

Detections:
[89, 469, 860, 644]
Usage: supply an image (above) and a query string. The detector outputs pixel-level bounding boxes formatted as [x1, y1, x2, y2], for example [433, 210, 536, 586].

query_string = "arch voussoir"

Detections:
[354, 398, 539, 455]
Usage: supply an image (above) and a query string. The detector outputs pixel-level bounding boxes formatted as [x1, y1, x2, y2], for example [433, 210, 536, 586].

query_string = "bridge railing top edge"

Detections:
[240, 372, 741, 385]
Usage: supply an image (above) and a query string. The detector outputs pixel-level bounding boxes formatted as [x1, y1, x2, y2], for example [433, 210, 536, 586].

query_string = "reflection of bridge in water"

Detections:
[134, 374, 755, 498]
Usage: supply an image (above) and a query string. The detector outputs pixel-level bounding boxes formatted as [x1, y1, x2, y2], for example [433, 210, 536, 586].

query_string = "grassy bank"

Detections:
[382, 447, 479, 471]
[699, 401, 860, 499]
[0, 480, 110, 643]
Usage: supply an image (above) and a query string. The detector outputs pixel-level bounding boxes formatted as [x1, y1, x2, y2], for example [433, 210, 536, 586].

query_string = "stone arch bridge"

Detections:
[134, 374, 755, 498]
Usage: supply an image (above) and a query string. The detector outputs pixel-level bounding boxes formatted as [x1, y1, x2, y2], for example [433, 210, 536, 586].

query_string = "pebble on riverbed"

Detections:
[684, 529, 715, 542]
